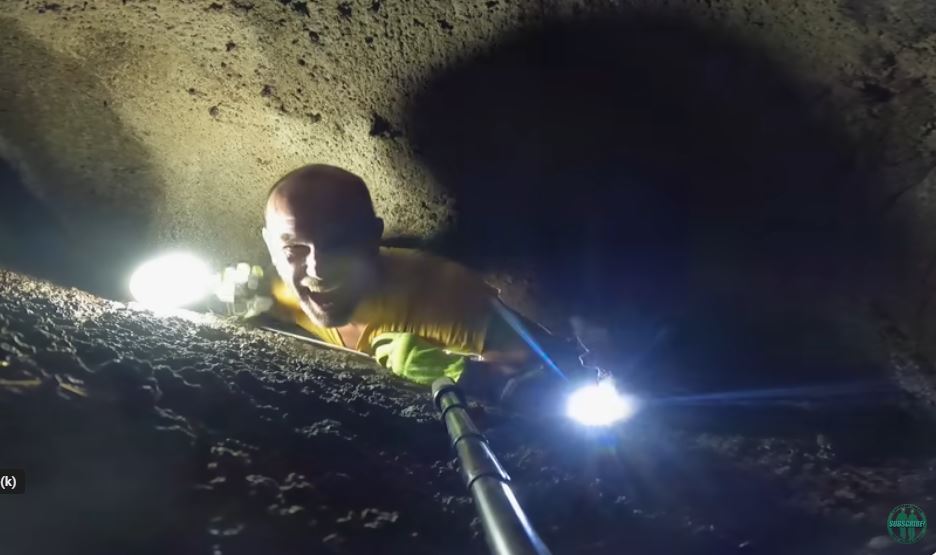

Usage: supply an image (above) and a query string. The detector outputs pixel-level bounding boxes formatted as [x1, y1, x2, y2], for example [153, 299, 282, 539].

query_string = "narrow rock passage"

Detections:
[2, 270, 934, 554]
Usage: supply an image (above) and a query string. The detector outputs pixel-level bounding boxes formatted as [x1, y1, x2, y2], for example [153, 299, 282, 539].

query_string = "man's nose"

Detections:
[303, 251, 340, 283]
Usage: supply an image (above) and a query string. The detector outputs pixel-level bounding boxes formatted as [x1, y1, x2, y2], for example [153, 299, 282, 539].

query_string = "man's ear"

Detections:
[373, 218, 385, 240]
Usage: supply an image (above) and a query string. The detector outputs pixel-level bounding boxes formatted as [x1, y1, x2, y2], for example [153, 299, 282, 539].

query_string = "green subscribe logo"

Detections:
[887, 504, 927, 545]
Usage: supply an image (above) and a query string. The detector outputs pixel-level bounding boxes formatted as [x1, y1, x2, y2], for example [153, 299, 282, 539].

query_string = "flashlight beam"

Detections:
[129, 252, 214, 309]
[567, 380, 638, 426]
[490, 299, 568, 382]
[652, 380, 898, 407]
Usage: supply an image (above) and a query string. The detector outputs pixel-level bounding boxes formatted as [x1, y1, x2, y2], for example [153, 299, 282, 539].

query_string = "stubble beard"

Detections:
[300, 297, 354, 328]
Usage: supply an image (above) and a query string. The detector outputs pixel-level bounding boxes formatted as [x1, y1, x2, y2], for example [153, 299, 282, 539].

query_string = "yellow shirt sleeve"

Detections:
[355, 249, 497, 356]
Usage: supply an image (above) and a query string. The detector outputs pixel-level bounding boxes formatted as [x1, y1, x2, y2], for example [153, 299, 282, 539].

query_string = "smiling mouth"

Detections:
[301, 287, 340, 309]
[309, 291, 335, 304]
[299, 277, 339, 295]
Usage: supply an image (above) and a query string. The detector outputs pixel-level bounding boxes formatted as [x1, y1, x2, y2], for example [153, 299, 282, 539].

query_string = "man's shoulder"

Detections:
[368, 248, 497, 353]
[378, 248, 497, 306]
[379, 247, 460, 268]
[380, 248, 491, 286]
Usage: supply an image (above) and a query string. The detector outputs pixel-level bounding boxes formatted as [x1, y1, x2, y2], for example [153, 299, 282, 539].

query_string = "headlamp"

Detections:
[567, 378, 638, 426]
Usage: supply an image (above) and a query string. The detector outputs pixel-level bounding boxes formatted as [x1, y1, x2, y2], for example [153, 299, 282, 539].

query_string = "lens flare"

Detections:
[129, 252, 213, 309]
[567, 380, 637, 426]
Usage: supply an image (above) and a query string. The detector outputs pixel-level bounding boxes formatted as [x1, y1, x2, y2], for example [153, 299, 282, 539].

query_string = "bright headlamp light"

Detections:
[567, 378, 638, 426]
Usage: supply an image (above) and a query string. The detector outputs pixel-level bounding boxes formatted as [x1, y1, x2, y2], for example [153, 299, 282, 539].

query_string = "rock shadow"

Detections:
[0, 22, 163, 297]
[0, 159, 76, 283]
[406, 15, 880, 398]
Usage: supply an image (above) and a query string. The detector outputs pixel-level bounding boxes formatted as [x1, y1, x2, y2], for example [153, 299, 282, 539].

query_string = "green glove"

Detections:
[371, 332, 466, 385]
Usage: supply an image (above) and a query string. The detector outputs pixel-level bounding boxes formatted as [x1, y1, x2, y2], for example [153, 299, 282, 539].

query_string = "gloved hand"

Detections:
[370, 332, 467, 385]
[211, 262, 273, 319]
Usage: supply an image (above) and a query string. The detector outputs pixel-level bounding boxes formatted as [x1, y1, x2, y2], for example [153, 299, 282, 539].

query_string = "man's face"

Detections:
[264, 208, 380, 327]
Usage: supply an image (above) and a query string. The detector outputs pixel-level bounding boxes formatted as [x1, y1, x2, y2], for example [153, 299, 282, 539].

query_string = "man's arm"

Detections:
[457, 300, 587, 407]
[481, 300, 584, 374]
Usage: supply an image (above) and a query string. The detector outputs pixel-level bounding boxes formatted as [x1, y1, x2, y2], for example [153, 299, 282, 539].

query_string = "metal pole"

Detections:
[258, 325, 374, 359]
[432, 377, 552, 555]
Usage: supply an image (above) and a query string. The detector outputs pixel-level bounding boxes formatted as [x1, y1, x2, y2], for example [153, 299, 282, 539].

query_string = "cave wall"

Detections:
[3, 0, 936, 359]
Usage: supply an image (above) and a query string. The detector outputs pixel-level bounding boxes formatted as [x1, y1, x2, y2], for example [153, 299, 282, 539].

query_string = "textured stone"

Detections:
[4, 270, 936, 554]
[3, 0, 936, 367]
[3, 9, 936, 553]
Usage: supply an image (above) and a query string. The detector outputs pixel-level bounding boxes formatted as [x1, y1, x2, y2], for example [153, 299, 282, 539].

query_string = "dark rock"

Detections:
[291, 1, 309, 17]
[337, 2, 352, 19]
[37, 3, 62, 14]
[369, 113, 401, 139]
[2, 270, 934, 554]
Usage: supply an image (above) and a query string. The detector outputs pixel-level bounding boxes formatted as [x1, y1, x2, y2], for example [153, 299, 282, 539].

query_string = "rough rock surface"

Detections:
[5, 0, 936, 365]
[3, 270, 936, 554]
[4, 1, 936, 550]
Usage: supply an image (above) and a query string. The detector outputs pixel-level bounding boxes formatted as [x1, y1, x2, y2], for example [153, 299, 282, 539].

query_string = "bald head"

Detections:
[263, 164, 384, 327]
[265, 164, 377, 237]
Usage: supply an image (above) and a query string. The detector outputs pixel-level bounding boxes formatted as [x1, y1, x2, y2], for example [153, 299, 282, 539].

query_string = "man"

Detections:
[260, 164, 583, 406]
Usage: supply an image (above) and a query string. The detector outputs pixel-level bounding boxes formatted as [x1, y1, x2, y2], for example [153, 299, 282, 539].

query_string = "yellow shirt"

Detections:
[270, 248, 498, 356]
